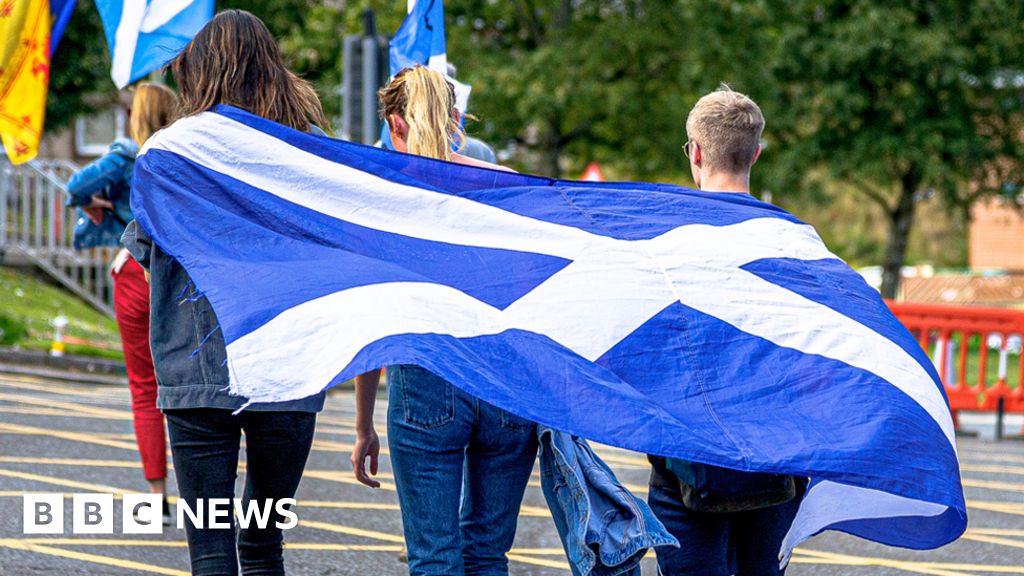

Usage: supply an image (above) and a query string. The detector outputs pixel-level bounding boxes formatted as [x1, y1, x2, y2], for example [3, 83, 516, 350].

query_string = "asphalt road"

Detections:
[0, 371, 1022, 575]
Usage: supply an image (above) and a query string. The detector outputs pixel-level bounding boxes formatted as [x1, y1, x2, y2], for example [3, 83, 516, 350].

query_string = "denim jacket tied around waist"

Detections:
[538, 426, 678, 576]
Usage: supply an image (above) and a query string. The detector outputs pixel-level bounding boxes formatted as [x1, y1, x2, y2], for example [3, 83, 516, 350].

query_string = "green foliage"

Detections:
[228, 0, 347, 122]
[0, 267, 121, 358]
[46, 0, 117, 133]
[40, 1, 1024, 279]
[447, 0, 700, 178]
[758, 0, 1024, 296]
[0, 314, 28, 346]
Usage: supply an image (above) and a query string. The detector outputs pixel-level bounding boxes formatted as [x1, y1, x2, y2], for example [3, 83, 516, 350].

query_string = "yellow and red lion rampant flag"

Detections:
[0, 0, 51, 164]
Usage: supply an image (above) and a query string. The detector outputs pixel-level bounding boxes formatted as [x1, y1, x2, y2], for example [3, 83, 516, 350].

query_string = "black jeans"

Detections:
[166, 408, 317, 576]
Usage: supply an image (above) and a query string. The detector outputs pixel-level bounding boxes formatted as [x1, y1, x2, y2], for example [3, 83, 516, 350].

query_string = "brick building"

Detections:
[970, 198, 1024, 271]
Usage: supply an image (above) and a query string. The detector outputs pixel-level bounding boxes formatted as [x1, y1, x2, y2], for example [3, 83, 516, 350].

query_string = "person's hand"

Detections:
[82, 195, 114, 225]
[351, 429, 380, 488]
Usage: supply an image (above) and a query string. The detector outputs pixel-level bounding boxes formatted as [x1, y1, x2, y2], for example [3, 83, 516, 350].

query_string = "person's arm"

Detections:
[350, 369, 382, 488]
[451, 152, 517, 173]
[66, 153, 127, 206]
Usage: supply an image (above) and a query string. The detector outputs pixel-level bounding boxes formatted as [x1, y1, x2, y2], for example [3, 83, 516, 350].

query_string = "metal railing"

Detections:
[1, 158, 116, 316]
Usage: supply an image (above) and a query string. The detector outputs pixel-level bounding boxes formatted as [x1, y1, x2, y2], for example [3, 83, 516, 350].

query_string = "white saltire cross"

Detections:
[110, 0, 198, 88]
[146, 112, 954, 447]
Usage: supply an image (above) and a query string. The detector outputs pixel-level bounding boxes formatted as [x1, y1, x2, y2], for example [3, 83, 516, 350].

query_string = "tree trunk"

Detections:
[538, 118, 562, 178]
[879, 171, 920, 299]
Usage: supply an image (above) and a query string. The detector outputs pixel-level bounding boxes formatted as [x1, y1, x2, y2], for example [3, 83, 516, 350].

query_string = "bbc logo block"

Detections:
[23, 493, 163, 535]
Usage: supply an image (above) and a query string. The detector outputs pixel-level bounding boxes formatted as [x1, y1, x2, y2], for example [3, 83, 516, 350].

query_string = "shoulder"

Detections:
[109, 138, 140, 161]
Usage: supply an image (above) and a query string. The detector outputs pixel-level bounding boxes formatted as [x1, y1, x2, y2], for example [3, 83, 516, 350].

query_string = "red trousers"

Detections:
[113, 256, 167, 482]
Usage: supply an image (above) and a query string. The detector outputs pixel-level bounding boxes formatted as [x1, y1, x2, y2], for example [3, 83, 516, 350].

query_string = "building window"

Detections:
[74, 107, 127, 157]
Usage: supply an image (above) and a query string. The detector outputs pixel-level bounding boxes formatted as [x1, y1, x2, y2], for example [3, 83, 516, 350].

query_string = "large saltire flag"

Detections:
[95, 0, 213, 89]
[0, 0, 54, 164]
[381, 0, 470, 148]
[133, 106, 967, 561]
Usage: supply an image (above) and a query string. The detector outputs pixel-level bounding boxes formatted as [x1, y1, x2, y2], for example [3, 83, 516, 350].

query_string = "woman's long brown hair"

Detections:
[170, 10, 329, 132]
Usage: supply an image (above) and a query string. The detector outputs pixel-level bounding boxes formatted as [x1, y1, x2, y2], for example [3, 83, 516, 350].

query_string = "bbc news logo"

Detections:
[23, 493, 298, 534]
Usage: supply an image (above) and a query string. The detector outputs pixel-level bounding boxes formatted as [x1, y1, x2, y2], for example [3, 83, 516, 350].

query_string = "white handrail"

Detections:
[0, 158, 115, 316]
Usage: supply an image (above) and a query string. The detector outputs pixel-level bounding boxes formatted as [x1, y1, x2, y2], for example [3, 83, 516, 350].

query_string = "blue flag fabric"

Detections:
[95, 0, 213, 88]
[132, 106, 966, 560]
[389, 0, 449, 75]
[49, 0, 76, 52]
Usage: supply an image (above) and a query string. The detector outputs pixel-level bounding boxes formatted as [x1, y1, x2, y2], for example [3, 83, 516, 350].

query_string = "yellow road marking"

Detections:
[0, 377, 123, 397]
[506, 553, 571, 570]
[9, 538, 183, 547]
[507, 548, 567, 555]
[962, 478, 1024, 493]
[316, 414, 359, 427]
[968, 528, 1024, 537]
[0, 468, 127, 494]
[964, 454, 1024, 465]
[961, 463, 1024, 476]
[285, 543, 403, 552]
[303, 469, 398, 492]
[794, 548, 979, 576]
[293, 500, 400, 511]
[0, 392, 132, 420]
[311, 438, 391, 457]
[0, 537, 563, 557]
[5, 538, 405, 553]
[297, 519, 406, 543]
[0, 540, 188, 576]
[967, 499, 1024, 516]
[0, 456, 142, 468]
[960, 533, 1024, 550]
[0, 406, 125, 420]
[0, 422, 139, 450]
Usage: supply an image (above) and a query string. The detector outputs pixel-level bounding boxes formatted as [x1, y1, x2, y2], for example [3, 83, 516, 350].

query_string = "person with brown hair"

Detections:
[120, 10, 328, 576]
[350, 66, 533, 576]
[67, 82, 177, 522]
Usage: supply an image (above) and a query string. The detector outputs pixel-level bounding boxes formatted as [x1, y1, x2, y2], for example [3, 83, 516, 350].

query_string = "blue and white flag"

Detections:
[95, 0, 213, 88]
[133, 106, 966, 560]
[382, 0, 470, 148]
[50, 0, 77, 52]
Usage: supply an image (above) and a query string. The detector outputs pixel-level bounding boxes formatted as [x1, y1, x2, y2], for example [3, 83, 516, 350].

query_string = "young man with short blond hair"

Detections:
[648, 86, 804, 576]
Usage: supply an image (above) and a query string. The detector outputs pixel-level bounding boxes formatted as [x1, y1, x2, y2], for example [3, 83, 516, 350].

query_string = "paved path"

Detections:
[0, 371, 1021, 575]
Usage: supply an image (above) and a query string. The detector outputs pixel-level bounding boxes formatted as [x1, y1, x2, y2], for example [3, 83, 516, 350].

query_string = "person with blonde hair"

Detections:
[350, 66, 532, 576]
[66, 82, 178, 521]
[647, 85, 805, 576]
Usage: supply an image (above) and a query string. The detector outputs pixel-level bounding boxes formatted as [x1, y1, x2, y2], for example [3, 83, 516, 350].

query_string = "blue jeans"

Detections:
[387, 365, 539, 576]
[647, 480, 805, 576]
[166, 409, 316, 576]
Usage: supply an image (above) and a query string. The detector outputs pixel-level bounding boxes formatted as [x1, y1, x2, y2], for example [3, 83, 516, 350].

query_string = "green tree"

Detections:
[446, 0, 701, 178]
[46, 0, 116, 133]
[763, 0, 1024, 298]
[342, 0, 712, 179]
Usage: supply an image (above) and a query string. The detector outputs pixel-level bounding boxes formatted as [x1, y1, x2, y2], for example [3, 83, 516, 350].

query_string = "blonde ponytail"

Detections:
[378, 66, 466, 161]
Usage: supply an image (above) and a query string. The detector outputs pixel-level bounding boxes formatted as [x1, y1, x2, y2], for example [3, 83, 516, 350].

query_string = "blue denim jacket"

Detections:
[538, 427, 678, 576]
[121, 219, 326, 413]
[66, 138, 138, 250]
